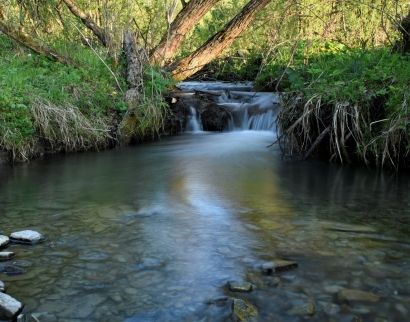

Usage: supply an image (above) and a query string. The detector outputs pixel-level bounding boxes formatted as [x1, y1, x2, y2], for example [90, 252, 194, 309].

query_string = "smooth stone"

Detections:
[321, 222, 376, 233]
[226, 298, 258, 322]
[317, 301, 340, 314]
[0, 265, 26, 276]
[261, 259, 298, 274]
[209, 296, 230, 307]
[10, 230, 45, 244]
[0, 281, 5, 293]
[228, 281, 254, 292]
[0, 292, 24, 321]
[338, 289, 380, 302]
[0, 236, 10, 248]
[287, 302, 315, 316]
[0, 252, 15, 261]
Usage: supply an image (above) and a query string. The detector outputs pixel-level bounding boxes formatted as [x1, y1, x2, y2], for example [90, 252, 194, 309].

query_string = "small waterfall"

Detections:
[178, 82, 279, 133]
[186, 107, 203, 132]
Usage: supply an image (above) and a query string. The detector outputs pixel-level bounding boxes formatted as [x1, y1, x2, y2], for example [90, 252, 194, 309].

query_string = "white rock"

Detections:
[10, 230, 45, 244]
[0, 292, 24, 320]
[0, 252, 15, 261]
[0, 281, 5, 293]
[0, 236, 10, 248]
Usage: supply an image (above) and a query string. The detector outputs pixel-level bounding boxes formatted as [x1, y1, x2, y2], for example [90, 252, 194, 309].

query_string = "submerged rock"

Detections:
[0, 281, 5, 293]
[287, 302, 315, 316]
[0, 252, 15, 261]
[209, 296, 230, 307]
[0, 236, 10, 248]
[0, 292, 24, 321]
[338, 289, 380, 302]
[228, 281, 254, 292]
[0, 265, 26, 276]
[10, 230, 45, 244]
[225, 298, 258, 322]
[260, 259, 298, 274]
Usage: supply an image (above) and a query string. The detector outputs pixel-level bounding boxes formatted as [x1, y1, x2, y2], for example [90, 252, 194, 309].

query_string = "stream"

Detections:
[0, 82, 410, 322]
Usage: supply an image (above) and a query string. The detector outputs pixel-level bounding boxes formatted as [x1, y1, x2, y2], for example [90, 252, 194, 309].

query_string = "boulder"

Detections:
[0, 292, 24, 321]
[10, 230, 45, 244]
[0, 252, 15, 261]
[0, 236, 10, 248]
[338, 289, 380, 302]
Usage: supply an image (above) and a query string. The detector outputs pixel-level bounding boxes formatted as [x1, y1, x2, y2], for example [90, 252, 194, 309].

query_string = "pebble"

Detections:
[0, 236, 10, 248]
[228, 281, 254, 292]
[287, 302, 315, 316]
[261, 259, 298, 274]
[0, 252, 15, 261]
[338, 289, 380, 302]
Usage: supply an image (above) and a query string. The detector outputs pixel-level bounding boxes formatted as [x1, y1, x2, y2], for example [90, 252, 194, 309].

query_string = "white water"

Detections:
[179, 81, 279, 132]
[186, 106, 203, 132]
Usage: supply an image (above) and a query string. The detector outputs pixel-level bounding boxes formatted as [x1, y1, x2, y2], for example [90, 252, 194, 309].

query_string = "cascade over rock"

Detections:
[166, 82, 279, 134]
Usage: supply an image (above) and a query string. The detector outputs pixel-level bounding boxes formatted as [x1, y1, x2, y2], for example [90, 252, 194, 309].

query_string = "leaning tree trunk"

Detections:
[150, 0, 221, 66]
[171, 0, 272, 81]
[61, 0, 109, 47]
[0, 21, 74, 65]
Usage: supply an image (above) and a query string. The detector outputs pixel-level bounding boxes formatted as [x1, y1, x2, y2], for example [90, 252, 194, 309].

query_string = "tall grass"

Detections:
[0, 35, 123, 162]
[258, 44, 410, 169]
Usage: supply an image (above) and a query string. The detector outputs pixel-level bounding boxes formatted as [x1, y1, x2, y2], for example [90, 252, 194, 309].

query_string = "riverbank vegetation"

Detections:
[1, 0, 409, 168]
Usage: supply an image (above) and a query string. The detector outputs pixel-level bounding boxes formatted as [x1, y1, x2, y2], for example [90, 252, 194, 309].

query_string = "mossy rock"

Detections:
[225, 298, 258, 322]
[117, 110, 138, 146]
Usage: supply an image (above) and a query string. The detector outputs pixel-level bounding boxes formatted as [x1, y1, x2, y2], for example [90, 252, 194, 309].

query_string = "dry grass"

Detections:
[31, 98, 113, 152]
[276, 91, 410, 169]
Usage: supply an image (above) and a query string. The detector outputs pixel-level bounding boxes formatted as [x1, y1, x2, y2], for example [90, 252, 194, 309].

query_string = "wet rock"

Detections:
[225, 298, 258, 322]
[321, 222, 376, 233]
[260, 259, 298, 274]
[0, 236, 10, 248]
[0, 252, 15, 261]
[287, 302, 315, 316]
[228, 281, 254, 292]
[338, 289, 380, 302]
[209, 296, 230, 307]
[317, 301, 340, 314]
[0, 265, 26, 276]
[0, 292, 24, 321]
[10, 230, 45, 244]
[0, 281, 5, 293]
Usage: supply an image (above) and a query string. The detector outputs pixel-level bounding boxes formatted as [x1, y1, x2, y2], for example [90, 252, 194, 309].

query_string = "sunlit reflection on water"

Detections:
[0, 131, 409, 321]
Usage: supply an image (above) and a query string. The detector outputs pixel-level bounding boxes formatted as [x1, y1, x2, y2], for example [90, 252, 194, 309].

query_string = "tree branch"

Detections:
[61, 0, 109, 47]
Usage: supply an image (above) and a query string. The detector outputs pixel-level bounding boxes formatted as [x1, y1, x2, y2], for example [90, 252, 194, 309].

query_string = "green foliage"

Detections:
[260, 42, 410, 168]
[134, 67, 176, 139]
[0, 35, 123, 161]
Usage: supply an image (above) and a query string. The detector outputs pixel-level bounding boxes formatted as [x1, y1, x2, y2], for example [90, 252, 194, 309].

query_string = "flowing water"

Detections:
[0, 83, 410, 322]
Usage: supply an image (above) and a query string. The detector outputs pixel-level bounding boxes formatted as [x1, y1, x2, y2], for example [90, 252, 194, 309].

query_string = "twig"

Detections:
[71, 24, 124, 94]
[303, 126, 330, 160]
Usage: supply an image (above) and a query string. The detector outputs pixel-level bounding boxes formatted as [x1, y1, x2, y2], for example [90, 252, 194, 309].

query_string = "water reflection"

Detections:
[0, 132, 409, 321]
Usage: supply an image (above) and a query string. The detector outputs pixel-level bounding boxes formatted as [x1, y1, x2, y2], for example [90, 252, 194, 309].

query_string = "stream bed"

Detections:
[0, 84, 410, 322]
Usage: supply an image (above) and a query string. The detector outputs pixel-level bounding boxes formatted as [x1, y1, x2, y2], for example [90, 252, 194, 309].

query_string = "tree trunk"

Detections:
[0, 21, 74, 65]
[61, 0, 109, 47]
[150, 0, 221, 66]
[171, 0, 272, 81]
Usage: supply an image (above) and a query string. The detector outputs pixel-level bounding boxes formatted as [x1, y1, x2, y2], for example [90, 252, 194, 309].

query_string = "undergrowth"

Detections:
[256, 41, 410, 169]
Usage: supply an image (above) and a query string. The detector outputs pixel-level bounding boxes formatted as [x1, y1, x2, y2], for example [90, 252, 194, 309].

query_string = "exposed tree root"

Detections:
[276, 91, 410, 169]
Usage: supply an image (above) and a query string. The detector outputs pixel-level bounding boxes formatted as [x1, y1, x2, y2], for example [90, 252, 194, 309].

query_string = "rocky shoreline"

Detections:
[0, 230, 45, 321]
